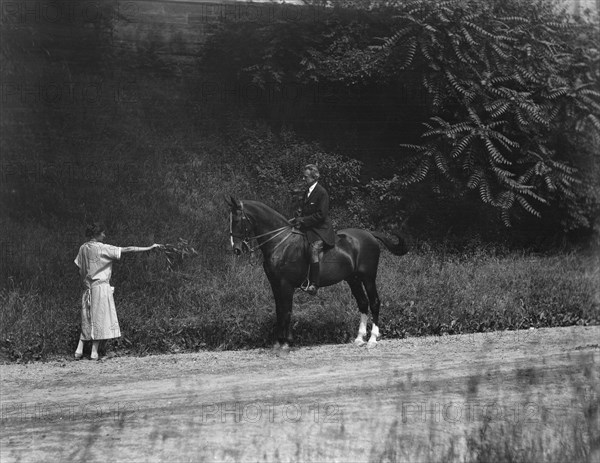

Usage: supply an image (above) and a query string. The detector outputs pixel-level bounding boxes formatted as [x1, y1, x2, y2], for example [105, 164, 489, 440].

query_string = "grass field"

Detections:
[1, 243, 598, 361]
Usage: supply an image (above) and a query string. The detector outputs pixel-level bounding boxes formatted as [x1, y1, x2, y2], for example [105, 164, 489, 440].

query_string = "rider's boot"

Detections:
[307, 262, 320, 296]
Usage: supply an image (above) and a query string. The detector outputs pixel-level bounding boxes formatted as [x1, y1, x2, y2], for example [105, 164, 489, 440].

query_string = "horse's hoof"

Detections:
[272, 342, 281, 351]
[366, 340, 378, 349]
[276, 344, 290, 357]
[354, 338, 366, 347]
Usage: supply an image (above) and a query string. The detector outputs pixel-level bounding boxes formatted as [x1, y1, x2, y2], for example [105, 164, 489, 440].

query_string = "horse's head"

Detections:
[227, 196, 252, 256]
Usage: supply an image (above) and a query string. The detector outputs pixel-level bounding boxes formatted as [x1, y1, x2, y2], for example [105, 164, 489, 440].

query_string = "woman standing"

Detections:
[74, 222, 163, 360]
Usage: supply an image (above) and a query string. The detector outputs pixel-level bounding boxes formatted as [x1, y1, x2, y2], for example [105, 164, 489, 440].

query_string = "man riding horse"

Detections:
[228, 190, 408, 349]
[289, 164, 336, 296]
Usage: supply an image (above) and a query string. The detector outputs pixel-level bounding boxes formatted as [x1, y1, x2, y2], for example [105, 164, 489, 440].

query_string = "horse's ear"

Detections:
[228, 195, 241, 210]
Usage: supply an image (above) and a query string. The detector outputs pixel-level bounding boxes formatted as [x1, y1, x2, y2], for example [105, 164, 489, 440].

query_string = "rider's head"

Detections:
[303, 164, 319, 187]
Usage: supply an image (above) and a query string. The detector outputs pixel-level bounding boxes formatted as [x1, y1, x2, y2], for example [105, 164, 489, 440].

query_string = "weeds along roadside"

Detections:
[1, 244, 597, 361]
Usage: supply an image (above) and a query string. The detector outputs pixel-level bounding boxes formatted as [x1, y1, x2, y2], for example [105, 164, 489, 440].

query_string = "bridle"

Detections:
[229, 201, 296, 253]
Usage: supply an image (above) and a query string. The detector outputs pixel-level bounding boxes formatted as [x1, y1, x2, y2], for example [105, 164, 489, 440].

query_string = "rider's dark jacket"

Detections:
[299, 182, 336, 247]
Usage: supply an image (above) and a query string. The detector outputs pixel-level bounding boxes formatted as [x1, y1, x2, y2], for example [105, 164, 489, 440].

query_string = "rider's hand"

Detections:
[152, 244, 164, 250]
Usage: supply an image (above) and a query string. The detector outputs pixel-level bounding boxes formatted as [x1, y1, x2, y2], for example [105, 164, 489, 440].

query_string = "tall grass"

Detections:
[1, 242, 598, 361]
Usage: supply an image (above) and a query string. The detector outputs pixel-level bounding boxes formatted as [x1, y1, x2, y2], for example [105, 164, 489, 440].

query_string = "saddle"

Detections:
[295, 231, 338, 259]
[297, 233, 341, 292]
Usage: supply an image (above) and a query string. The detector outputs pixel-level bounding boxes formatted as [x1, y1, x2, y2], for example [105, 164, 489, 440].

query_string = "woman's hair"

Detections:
[85, 222, 105, 238]
[303, 164, 320, 180]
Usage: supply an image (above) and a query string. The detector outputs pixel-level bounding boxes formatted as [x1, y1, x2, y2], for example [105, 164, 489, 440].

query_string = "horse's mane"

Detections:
[243, 200, 289, 224]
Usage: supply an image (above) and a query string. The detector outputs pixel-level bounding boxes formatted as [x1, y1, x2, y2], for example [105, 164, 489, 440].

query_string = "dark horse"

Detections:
[227, 197, 408, 350]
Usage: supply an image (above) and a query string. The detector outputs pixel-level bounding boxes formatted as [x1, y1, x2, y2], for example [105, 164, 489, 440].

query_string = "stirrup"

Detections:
[306, 284, 318, 296]
[300, 279, 311, 292]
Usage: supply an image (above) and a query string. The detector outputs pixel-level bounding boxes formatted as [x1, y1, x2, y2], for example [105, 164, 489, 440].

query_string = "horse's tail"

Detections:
[370, 231, 409, 256]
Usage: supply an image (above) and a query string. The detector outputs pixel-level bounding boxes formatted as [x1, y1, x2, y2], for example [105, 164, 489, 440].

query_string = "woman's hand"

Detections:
[151, 244, 165, 250]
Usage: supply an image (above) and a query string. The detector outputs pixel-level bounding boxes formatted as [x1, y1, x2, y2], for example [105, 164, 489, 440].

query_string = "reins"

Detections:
[245, 226, 292, 253]
[230, 201, 300, 253]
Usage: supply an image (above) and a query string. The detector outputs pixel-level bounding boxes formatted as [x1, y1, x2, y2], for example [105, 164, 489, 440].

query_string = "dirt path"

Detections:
[1, 326, 599, 462]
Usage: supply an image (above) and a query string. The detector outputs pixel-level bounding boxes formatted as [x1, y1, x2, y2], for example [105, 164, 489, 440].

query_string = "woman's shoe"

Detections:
[74, 352, 83, 360]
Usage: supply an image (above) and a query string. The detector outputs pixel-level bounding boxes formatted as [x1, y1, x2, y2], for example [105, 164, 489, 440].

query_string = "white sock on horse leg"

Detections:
[368, 323, 379, 345]
[371, 324, 379, 339]
[358, 313, 367, 337]
[354, 313, 368, 344]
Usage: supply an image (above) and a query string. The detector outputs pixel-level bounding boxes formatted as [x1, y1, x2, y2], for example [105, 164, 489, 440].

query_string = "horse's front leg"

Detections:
[281, 281, 294, 349]
[266, 275, 284, 350]
[265, 266, 294, 351]
[263, 263, 282, 350]
[278, 280, 295, 351]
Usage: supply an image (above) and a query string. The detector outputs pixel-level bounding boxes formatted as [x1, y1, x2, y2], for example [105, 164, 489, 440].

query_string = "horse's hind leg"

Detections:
[363, 277, 381, 349]
[347, 277, 369, 347]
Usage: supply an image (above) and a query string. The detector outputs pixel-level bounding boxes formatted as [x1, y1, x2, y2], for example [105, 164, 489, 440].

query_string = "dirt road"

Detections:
[1, 326, 599, 462]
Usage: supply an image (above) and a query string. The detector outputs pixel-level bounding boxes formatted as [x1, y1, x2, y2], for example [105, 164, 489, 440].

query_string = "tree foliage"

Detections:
[360, 0, 600, 229]
[203, 0, 600, 238]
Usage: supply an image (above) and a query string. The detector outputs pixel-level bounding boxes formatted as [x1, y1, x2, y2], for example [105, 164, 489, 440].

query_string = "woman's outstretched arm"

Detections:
[121, 244, 163, 253]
